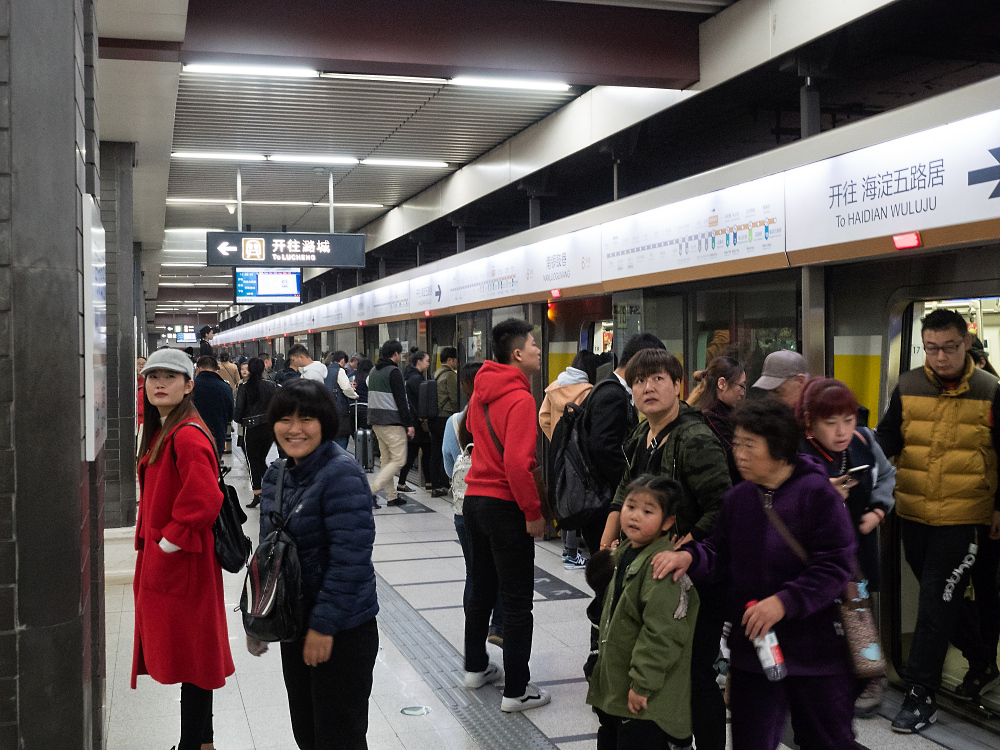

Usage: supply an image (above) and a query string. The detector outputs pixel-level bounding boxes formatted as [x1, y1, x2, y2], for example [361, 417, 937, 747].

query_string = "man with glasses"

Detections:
[877, 308, 1000, 733]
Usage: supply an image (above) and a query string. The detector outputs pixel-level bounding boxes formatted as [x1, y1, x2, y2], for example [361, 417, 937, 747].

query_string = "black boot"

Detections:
[245, 496, 261, 509]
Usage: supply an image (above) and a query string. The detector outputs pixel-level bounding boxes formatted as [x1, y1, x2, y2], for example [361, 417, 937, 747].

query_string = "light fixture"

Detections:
[449, 76, 570, 92]
[163, 249, 207, 254]
[164, 228, 222, 233]
[182, 63, 319, 78]
[550, 289, 562, 298]
[171, 152, 267, 161]
[319, 72, 447, 85]
[166, 198, 384, 209]
[892, 231, 922, 250]
[361, 158, 448, 168]
[226, 204, 236, 214]
[268, 154, 359, 165]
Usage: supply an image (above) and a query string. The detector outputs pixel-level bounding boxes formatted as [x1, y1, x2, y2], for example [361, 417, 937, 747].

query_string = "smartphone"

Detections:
[847, 464, 871, 475]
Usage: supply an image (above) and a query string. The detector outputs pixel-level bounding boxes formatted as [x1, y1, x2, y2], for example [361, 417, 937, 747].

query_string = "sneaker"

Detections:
[500, 683, 551, 712]
[890, 686, 937, 733]
[564, 552, 587, 570]
[487, 632, 504, 649]
[371, 494, 382, 510]
[464, 661, 503, 689]
[854, 677, 883, 717]
[954, 664, 1000, 702]
[387, 497, 407, 507]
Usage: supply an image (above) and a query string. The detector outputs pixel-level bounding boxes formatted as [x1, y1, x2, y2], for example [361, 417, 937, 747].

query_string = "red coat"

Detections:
[132, 418, 235, 690]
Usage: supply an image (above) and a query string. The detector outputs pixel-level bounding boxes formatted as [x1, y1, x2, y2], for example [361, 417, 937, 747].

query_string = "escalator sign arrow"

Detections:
[968, 147, 1000, 198]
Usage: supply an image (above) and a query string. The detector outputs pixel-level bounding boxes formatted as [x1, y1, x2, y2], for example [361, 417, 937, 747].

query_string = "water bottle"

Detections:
[746, 600, 787, 681]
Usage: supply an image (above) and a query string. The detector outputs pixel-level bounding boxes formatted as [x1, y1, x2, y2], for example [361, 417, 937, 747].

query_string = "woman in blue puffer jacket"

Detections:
[250, 379, 379, 750]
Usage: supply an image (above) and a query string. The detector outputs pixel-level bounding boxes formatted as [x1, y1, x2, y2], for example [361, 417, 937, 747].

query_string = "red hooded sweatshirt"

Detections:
[465, 360, 542, 522]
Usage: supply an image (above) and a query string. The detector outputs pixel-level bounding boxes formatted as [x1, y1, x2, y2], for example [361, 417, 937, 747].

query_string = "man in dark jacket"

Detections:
[580, 333, 666, 555]
[192, 355, 234, 453]
[367, 340, 414, 506]
[429, 347, 459, 496]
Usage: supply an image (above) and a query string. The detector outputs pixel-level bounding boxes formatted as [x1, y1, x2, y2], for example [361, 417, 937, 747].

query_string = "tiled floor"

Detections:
[105, 447, 973, 750]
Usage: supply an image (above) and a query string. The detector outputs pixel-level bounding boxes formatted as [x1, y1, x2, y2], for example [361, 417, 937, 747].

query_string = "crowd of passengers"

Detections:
[130, 307, 1000, 750]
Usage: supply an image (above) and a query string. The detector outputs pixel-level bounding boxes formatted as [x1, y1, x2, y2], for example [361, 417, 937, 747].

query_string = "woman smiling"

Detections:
[248, 379, 379, 750]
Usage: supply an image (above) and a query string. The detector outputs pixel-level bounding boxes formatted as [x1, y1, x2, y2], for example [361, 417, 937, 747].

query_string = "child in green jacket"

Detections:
[586, 474, 699, 750]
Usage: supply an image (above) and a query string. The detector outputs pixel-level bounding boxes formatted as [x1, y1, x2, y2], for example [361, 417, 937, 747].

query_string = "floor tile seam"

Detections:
[374, 572, 559, 750]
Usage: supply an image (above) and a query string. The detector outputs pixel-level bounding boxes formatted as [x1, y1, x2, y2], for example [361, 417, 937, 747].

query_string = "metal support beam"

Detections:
[801, 265, 826, 377]
[236, 167, 243, 230]
[456, 226, 466, 254]
[528, 197, 541, 229]
[329, 171, 335, 232]
[800, 77, 821, 139]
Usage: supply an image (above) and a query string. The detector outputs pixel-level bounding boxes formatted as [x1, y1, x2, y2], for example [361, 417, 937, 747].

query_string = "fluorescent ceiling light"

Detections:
[268, 154, 359, 165]
[167, 198, 235, 204]
[161, 263, 207, 267]
[171, 152, 267, 161]
[319, 72, 447, 85]
[183, 63, 319, 78]
[164, 228, 221, 233]
[163, 249, 207, 253]
[361, 158, 449, 168]
[449, 76, 570, 92]
[159, 283, 196, 287]
[166, 198, 384, 208]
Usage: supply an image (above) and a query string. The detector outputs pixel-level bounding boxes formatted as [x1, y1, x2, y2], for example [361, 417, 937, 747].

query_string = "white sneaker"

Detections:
[500, 683, 551, 712]
[464, 661, 503, 689]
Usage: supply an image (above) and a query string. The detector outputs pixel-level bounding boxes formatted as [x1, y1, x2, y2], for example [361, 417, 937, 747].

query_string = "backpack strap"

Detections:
[854, 429, 868, 446]
[756, 486, 809, 565]
[171, 421, 222, 479]
[483, 404, 504, 457]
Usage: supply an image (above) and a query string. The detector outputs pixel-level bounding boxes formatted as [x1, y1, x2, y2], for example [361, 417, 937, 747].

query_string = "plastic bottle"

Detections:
[746, 600, 787, 681]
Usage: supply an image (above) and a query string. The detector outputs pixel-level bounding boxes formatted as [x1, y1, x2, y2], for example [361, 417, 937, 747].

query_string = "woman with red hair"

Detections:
[797, 377, 896, 716]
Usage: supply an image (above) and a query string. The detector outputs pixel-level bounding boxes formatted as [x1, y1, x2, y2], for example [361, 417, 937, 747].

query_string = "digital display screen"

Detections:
[235, 268, 302, 304]
[176, 332, 198, 343]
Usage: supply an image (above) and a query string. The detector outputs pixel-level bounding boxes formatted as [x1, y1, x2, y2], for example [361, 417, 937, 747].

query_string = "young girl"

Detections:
[132, 348, 235, 750]
[587, 475, 699, 750]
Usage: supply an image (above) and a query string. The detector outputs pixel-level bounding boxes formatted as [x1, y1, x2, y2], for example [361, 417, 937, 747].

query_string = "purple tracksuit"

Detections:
[683, 455, 860, 750]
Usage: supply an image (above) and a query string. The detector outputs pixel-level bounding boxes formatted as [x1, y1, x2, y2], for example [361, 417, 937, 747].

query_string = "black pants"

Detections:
[280, 618, 379, 750]
[581, 505, 612, 558]
[958, 526, 1000, 671]
[901, 518, 990, 692]
[595, 707, 690, 749]
[399, 439, 431, 488]
[690, 583, 728, 750]
[463, 495, 535, 698]
[429, 417, 450, 489]
[244, 423, 275, 491]
[179, 682, 213, 750]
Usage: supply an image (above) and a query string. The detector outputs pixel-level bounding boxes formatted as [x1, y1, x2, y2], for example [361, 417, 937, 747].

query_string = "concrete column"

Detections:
[3, 0, 103, 746]
[100, 142, 137, 529]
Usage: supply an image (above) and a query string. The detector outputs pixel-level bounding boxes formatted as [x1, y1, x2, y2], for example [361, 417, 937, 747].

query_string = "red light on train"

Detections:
[358, 320, 364, 326]
[424, 310, 431, 317]
[892, 231, 921, 250]
[550, 289, 562, 298]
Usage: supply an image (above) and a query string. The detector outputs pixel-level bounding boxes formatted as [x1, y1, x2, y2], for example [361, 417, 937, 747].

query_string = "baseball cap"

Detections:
[140, 348, 195, 380]
[753, 350, 809, 390]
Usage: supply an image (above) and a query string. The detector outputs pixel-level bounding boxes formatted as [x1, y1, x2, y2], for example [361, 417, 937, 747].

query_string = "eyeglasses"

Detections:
[923, 342, 963, 355]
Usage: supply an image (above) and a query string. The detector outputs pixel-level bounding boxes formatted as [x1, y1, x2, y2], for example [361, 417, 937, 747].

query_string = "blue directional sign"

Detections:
[207, 231, 366, 268]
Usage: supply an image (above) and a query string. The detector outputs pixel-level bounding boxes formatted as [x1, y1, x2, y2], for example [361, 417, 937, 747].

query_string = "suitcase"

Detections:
[353, 402, 374, 472]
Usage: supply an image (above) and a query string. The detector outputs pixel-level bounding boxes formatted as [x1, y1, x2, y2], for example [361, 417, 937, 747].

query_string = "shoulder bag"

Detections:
[756, 486, 886, 679]
[483, 403, 553, 522]
[241, 459, 305, 642]
[174, 422, 252, 574]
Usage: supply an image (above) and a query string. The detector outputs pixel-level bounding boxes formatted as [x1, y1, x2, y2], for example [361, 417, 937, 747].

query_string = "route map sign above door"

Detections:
[206, 231, 366, 268]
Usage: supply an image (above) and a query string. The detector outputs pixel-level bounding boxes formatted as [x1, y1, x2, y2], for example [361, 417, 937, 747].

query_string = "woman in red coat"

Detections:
[133, 348, 235, 750]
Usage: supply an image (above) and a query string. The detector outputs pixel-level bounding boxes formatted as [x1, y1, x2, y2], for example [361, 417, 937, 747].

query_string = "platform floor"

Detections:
[104, 447, 982, 750]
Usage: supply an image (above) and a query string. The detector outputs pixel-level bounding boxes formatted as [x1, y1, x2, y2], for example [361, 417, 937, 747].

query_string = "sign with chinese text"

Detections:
[786, 108, 1000, 251]
[206, 232, 365, 268]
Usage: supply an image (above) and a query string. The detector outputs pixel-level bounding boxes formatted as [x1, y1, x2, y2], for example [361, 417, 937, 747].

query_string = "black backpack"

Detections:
[324, 362, 350, 416]
[174, 422, 251, 574]
[547, 381, 615, 529]
[417, 375, 440, 419]
[241, 460, 304, 642]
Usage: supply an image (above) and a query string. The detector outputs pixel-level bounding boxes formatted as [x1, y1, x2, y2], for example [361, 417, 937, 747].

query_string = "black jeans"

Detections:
[958, 526, 1000, 671]
[179, 682, 213, 750]
[399, 439, 431, 488]
[595, 707, 690, 749]
[280, 618, 379, 750]
[243, 423, 275, 491]
[429, 417, 450, 489]
[463, 495, 535, 698]
[690, 582, 728, 750]
[901, 518, 990, 692]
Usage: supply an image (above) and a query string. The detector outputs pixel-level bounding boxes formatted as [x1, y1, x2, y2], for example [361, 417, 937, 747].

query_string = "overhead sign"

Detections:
[206, 231, 366, 268]
[786, 108, 1000, 251]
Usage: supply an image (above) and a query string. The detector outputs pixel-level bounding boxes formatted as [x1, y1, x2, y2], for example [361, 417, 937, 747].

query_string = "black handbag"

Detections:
[241, 460, 305, 642]
[174, 422, 252, 574]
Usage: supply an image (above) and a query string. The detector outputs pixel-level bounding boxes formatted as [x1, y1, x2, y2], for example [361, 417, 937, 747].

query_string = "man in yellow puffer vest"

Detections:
[877, 309, 1000, 734]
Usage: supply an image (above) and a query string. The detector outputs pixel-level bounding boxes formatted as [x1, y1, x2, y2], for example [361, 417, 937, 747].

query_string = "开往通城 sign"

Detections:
[206, 232, 366, 268]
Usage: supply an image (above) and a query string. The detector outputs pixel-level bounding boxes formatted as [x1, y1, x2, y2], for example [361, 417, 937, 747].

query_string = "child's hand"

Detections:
[628, 689, 647, 715]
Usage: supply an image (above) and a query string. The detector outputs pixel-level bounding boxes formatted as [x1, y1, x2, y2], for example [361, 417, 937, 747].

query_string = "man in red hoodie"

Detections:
[461, 318, 551, 712]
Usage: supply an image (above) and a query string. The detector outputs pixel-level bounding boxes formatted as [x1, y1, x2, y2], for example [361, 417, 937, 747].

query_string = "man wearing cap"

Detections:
[199, 326, 215, 357]
[751, 350, 809, 408]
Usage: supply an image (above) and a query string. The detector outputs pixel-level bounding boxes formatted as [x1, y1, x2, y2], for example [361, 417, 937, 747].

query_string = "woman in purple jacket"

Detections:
[653, 398, 859, 750]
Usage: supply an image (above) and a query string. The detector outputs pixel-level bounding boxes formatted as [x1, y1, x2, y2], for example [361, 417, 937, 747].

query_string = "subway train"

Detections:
[213, 74, 1000, 727]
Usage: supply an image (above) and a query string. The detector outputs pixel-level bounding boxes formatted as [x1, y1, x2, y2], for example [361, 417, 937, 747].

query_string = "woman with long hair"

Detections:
[690, 356, 746, 486]
[132, 348, 235, 750]
[235, 357, 278, 509]
[247, 380, 379, 749]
